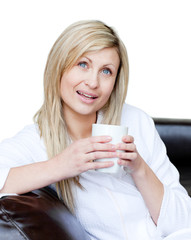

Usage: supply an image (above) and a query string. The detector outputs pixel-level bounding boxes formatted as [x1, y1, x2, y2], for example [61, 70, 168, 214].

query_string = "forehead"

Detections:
[81, 48, 120, 66]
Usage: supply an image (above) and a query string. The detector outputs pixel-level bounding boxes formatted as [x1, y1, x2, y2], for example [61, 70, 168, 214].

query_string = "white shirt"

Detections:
[0, 104, 191, 239]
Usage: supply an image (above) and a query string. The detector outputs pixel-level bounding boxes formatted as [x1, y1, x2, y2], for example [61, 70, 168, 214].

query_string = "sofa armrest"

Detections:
[0, 186, 90, 240]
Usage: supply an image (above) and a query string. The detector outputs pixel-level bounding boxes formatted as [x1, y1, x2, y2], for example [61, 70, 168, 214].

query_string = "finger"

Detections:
[122, 135, 134, 143]
[86, 160, 114, 171]
[74, 136, 113, 153]
[116, 143, 136, 152]
[89, 135, 112, 143]
[86, 142, 116, 153]
[116, 151, 137, 160]
[118, 159, 131, 167]
[87, 151, 117, 162]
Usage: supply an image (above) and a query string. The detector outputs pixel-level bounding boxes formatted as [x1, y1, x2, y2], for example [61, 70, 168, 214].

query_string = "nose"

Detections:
[84, 71, 99, 89]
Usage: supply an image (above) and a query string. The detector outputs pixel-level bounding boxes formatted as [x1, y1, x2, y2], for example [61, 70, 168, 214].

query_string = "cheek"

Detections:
[60, 79, 66, 97]
[60, 73, 74, 93]
[102, 80, 115, 98]
[60, 76, 71, 101]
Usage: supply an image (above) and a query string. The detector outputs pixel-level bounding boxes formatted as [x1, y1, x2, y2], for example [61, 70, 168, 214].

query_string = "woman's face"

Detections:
[60, 47, 120, 118]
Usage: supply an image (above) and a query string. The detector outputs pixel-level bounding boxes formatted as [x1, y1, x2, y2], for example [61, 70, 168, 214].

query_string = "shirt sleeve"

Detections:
[0, 166, 10, 190]
[147, 117, 191, 237]
[0, 124, 47, 191]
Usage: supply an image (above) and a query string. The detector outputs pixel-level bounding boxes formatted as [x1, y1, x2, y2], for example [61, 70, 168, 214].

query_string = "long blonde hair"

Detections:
[34, 20, 129, 212]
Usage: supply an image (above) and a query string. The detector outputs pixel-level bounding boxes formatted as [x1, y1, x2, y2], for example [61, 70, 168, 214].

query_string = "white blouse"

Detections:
[0, 104, 191, 239]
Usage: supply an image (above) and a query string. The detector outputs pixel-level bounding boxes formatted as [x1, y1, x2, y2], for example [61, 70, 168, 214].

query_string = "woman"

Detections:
[0, 20, 191, 239]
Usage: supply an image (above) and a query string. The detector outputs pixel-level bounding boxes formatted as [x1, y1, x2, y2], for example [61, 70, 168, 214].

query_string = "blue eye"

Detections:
[78, 62, 87, 68]
[102, 68, 112, 75]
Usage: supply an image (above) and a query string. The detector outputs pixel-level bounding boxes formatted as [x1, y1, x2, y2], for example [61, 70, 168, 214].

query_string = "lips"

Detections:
[76, 90, 98, 99]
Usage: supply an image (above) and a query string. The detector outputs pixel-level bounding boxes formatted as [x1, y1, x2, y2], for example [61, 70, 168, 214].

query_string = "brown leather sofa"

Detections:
[154, 118, 191, 196]
[0, 187, 90, 240]
[0, 118, 191, 240]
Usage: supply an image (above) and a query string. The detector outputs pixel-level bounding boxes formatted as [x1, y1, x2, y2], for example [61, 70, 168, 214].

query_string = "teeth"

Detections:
[78, 91, 96, 99]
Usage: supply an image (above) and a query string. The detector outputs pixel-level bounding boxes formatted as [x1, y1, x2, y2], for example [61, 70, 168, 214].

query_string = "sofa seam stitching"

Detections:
[0, 204, 29, 240]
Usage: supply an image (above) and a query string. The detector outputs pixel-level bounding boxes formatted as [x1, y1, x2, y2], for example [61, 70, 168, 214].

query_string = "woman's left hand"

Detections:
[116, 135, 144, 174]
[116, 135, 164, 225]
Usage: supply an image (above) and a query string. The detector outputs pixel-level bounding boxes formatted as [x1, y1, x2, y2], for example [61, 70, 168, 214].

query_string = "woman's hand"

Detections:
[54, 136, 116, 180]
[116, 135, 144, 174]
[116, 135, 164, 225]
[0, 136, 116, 195]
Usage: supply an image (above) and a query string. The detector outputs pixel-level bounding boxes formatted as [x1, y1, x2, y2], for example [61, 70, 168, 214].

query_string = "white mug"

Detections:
[92, 124, 128, 175]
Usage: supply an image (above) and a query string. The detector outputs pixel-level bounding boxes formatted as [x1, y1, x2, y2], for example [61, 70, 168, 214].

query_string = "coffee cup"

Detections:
[92, 124, 128, 175]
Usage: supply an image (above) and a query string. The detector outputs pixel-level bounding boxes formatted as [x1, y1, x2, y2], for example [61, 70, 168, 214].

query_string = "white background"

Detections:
[0, 0, 191, 142]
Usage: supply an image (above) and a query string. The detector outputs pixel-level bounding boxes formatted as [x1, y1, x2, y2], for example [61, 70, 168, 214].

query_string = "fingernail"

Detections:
[106, 136, 112, 140]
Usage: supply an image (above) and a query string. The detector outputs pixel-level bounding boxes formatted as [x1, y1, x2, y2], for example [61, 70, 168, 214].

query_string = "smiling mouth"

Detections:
[77, 91, 98, 99]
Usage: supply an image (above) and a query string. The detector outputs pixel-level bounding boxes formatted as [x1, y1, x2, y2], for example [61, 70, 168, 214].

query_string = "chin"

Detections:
[77, 109, 96, 116]
[75, 106, 99, 116]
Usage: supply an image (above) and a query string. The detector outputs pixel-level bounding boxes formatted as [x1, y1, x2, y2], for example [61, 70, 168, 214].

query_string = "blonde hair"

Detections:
[34, 20, 129, 212]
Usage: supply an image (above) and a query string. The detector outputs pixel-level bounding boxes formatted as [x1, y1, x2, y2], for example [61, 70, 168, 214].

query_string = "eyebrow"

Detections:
[81, 56, 92, 63]
[81, 56, 117, 70]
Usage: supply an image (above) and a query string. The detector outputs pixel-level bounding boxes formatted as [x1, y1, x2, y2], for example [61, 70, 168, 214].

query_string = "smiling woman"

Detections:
[0, 20, 191, 240]
[60, 48, 120, 121]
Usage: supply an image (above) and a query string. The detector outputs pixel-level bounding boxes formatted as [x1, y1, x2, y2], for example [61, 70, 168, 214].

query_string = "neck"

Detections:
[63, 107, 97, 141]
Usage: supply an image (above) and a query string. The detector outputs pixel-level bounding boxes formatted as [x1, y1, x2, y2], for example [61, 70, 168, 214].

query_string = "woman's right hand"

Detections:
[54, 136, 116, 180]
[0, 136, 116, 195]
